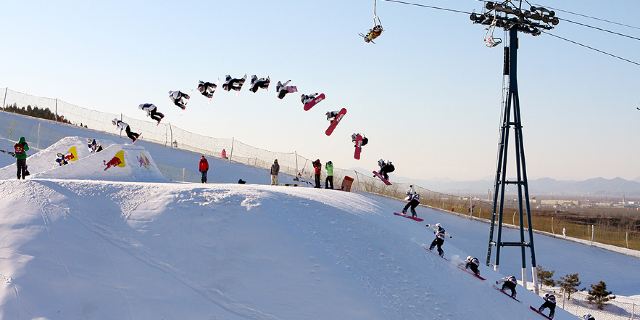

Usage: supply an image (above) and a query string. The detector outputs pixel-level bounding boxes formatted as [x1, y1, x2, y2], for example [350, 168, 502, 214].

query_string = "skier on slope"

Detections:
[496, 275, 518, 298]
[351, 133, 368, 147]
[582, 314, 595, 320]
[249, 75, 270, 92]
[112, 119, 140, 143]
[537, 293, 557, 319]
[464, 256, 481, 276]
[428, 223, 449, 257]
[312, 159, 322, 188]
[14, 137, 29, 180]
[168, 90, 190, 109]
[301, 93, 319, 105]
[139, 103, 165, 124]
[376, 159, 395, 180]
[401, 185, 420, 218]
[197, 81, 217, 98]
[223, 75, 246, 91]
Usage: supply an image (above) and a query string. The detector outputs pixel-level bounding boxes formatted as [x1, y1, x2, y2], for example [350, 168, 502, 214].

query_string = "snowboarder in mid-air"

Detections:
[112, 119, 140, 143]
[223, 75, 247, 92]
[276, 80, 297, 99]
[537, 293, 557, 319]
[139, 103, 165, 124]
[464, 256, 481, 276]
[301, 93, 319, 105]
[351, 133, 368, 147]
[326, 110, 341, 122]
[197, 81, 217, 98]
[249, 75, 270, 92]
[496, 275, 518, 298]
[582, 314, 595, 320]
[402, 185, 420, 218]
[428, 223, 448, 257]
[169, 90, 190, 109]
[376, 159, 395, 180]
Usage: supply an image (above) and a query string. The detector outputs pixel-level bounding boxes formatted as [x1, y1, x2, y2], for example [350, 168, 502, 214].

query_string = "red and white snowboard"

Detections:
[529, 306, 552, 319]
[393, 212, 424, 222]
[303, 93, 326, 111]
[325, 108, 347, 136]
[373, 171, 392, 185]
[353, 134, 363, 160]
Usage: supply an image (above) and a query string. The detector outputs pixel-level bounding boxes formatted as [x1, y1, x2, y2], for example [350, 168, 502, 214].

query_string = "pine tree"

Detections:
[536, 265, 556, 289]
[587, 281, 615, 310]
[558, 273, 581, 300]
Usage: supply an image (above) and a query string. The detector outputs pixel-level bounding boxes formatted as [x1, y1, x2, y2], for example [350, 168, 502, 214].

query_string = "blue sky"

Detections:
[1, 0, 638, 181]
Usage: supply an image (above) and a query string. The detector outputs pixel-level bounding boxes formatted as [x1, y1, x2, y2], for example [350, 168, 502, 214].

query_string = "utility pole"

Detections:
[471, 0, 559, 294]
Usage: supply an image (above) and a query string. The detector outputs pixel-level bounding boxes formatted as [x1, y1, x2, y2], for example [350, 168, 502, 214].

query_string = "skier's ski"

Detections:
[457, 265, 486, 280]
[325, 108, 347, 136]
[424, 245, 448, 261]
[492, 285, 520, 302]
[529, 306, 552, 319]
[303, 93, 326, 111]
[373, 171, 392, 185]
[393, 212, 424, 222]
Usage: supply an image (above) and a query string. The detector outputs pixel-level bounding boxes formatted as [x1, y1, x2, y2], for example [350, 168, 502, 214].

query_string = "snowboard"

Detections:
[424, 245, 448, 260]
[457, 265, 486, 280]
[303, 93, 325, 111]
[493, 285, 520, 302]
[373, 171, 392, 185]
[529, 306, 552, 319]
[353, 135, 363, 160]
[132, 133, 142, 144]
[325, 108, 347, 136]
[393, 212, 424, 222]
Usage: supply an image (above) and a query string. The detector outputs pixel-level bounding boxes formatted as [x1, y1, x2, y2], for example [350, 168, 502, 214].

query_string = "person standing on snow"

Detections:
[325, 161, 334, 189]
[312, 159, 322, 188]
[402, 185, 420, 218]
[14, 137, 29, 179]
[496, 275, 518, 298]
[428, 223, 449, 258]
[199, 155, 209, 183]
[537, 293, 557, 319]
[270, 159, 280, 185]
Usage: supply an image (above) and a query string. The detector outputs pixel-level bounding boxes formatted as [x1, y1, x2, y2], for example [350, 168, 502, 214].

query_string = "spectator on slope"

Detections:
[496, 275, 518, 298]
[270, 159, 280, 186]
[312, 159, 322, 188]
[112, 119, 140, 143]
[537, 293, 557, 319]
[464, 256, 481, 276]
[376, 159, 395, 181]
[401, 185, 420, 218]
[199, 155, 209, 184]
[14, 136, 29, 179]
[427, 223, 450, 258]
[325, 161, 334, 189]
[221, 148, 228, 159]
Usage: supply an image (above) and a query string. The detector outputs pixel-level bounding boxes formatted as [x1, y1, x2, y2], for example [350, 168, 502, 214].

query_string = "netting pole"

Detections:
[119, 113, 123, 138]
[2, 87, 8, 108]
[295, 151, 298, 174]
[229, 137, 234, 161]
[54, 98, 58, 121]
[591, 225, 595, 244]
[551, 217, 554, 234]
[37, 123, 40, 149]
[626, 231, 629, 249]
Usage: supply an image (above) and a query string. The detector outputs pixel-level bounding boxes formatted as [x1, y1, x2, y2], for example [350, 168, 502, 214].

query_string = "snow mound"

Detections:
[0, 136, 115, 179]
[33, 144, 167, 182]
[0, 179, 576, 320]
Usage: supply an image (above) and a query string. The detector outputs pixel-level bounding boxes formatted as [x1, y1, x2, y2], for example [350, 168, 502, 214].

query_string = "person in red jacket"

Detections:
[199, 155, 209, 183]
[312, 159, 322, 188]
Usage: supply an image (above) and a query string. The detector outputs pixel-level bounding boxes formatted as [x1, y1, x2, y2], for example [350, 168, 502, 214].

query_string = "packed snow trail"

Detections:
[0, 179, 579, 319]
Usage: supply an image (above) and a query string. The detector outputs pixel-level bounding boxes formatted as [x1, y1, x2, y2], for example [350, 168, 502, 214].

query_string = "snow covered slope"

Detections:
[0, 179, 577, 320]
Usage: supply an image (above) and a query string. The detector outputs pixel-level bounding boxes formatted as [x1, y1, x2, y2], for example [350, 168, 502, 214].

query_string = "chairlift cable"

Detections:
[541, 31, 640, 67]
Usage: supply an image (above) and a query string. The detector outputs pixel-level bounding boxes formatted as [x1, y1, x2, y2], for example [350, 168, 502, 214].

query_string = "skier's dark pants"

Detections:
[429, 237, 444, 257]
[201, 171, 207, 183]
[150, 110, 164, 122]
[124, 126, 139, 141]
[466, 262, 479, 275]
[379, 170, 389, 180]
[325, 176, 333, 189]
[314, 174, 321, 188]
[16, 158, 27, 179]
[278, 90, 287, 99]
[539, 301, 556, 318]
[402, 200, 419, 217]
[501, 282, 516, 297]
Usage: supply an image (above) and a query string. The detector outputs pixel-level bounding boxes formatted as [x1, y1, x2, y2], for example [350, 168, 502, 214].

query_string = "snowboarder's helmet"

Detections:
[138, 104, 144, 110]
[435, 223, 441, 228]
[112, 118, 117, 125]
